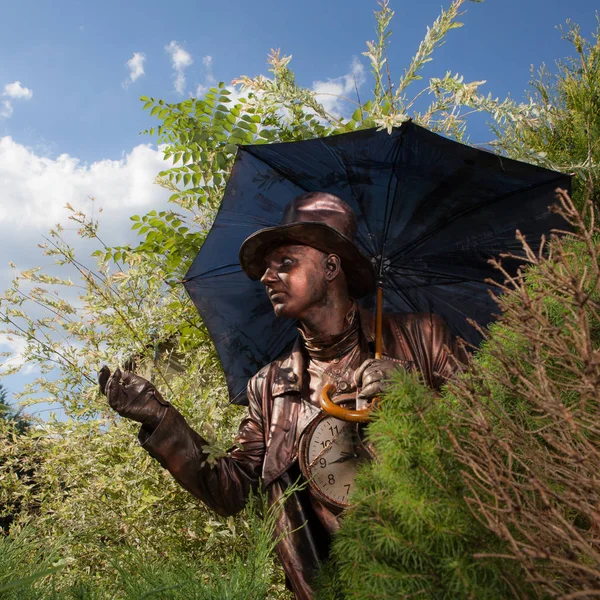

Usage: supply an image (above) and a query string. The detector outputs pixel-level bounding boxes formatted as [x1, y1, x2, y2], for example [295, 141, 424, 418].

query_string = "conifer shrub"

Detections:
[444, 191, 600, 597]
[323, 190, 599, 599]
[320, 372, 531, 599]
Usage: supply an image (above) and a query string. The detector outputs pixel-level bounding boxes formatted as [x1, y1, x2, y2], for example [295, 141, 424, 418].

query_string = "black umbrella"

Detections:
[183, 122, 571, 405]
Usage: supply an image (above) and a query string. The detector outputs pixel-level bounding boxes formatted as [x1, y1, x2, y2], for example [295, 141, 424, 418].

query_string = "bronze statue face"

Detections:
[260, 244, 331, 320]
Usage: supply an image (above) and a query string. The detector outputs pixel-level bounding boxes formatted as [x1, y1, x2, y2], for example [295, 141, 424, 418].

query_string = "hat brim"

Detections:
[239, 222, 376, 299]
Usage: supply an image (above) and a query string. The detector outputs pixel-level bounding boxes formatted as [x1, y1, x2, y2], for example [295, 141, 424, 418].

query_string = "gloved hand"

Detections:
[354, 357, 413, 405]
[98, 366, 169, 430]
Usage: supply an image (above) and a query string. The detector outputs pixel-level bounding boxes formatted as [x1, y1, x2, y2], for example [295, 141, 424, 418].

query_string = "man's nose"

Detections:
[260, 266, 277, 285]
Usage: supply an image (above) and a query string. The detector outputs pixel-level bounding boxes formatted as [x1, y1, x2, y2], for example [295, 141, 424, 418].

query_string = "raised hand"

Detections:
[98, 366, 169, 429]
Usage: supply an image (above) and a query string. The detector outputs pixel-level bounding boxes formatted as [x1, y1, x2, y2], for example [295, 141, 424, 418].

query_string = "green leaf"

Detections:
[216, 153, 228, 170]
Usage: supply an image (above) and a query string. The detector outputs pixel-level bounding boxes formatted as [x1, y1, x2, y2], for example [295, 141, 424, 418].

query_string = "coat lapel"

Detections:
[263, 338, 319, 486]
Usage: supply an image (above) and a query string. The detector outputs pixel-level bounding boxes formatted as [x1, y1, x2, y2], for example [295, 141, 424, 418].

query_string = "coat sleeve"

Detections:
[389, 313, 468, 390]
[137, 376, 266, 517]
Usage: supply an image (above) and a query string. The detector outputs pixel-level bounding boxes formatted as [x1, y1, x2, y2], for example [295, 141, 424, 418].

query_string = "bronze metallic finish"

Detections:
[239, 192, 376, 298]
[135, 308, 464, 599]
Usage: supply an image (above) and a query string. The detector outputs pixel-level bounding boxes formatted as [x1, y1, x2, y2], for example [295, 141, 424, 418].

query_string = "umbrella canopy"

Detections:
[184, 122, 571, 405]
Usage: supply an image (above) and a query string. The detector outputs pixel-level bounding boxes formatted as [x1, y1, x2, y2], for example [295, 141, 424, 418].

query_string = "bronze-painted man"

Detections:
[100, 192, 464, 600]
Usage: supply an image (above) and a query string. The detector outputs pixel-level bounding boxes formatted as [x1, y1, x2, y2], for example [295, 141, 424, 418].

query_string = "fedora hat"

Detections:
[239, 192, 375, 298]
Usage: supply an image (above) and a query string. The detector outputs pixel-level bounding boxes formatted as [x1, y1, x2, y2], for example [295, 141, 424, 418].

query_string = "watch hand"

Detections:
[328, 451, 358, 465]
[308, 425, 348, 469]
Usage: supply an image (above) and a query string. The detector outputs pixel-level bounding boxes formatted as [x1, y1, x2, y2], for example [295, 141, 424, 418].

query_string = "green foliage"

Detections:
[492, 18, 600, 211]
[444, 192, 600, 596]
[319, 371, 530, 600]
[0, 527, 63, 598]
[0, 383, 29, 434]
[0, 488, 296, 599]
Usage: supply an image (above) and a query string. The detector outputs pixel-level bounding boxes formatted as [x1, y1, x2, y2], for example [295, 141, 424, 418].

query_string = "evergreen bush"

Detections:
[445, 192, 600, 596]
[320, 372, 532, 599]
[325, 190, 600, 599]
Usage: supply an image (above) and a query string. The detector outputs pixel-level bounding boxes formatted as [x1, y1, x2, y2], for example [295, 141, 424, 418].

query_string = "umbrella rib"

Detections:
[387, 265, 482, 285]
[379, 132, 406, 275]
[418, 287, 480, 321]
[388, 174, 567, 262]
[388, 275, 479, 321]
[184, 263, 242, 281]
[316, 142, 379, 259]
[385, 276, 422, 312]
[239, 146, 312, 193]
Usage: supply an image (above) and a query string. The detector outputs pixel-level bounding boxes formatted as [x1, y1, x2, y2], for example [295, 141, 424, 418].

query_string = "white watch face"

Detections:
[304, 415, 369, 507]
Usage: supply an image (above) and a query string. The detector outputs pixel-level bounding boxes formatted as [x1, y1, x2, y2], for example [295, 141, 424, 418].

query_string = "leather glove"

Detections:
[98, 366, 169, 430]
[354, 357, 413, 405]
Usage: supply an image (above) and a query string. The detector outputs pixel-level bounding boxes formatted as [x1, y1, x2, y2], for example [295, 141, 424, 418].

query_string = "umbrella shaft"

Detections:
[376, 286, 383, 360]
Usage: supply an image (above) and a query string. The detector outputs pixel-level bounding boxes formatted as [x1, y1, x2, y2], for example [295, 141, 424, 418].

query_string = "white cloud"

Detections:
[4, 81, 33, 100]
[0, 139, 178, 400]
[165, 40, 193, 94]
[1, 81, 33, 119]
[194, 54, 216, 98]
[0, 334, 35, 376]
[0, 138, 173, 378]
[123, 52, 146, 87]
[312, 57, 366, 117]
[0, 138, 170, 231]
[0, 100, 13, 118]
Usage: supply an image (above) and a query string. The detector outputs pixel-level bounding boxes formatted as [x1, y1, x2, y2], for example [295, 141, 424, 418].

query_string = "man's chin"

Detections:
[272, 304, 295, 319]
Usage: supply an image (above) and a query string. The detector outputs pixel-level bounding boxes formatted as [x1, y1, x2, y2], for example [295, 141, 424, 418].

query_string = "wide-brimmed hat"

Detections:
[239, 192, 376, 298]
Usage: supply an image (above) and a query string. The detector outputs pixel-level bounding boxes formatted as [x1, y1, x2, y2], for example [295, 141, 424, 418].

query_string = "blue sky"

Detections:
[1, 0, 597, 158]
[0, 0, 598, 410]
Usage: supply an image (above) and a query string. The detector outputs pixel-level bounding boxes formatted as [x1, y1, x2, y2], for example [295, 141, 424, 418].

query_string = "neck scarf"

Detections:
[299, 303, 360, 360]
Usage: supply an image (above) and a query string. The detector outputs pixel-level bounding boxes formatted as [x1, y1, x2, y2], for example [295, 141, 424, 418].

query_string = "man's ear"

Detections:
[324, 254, 342, 282]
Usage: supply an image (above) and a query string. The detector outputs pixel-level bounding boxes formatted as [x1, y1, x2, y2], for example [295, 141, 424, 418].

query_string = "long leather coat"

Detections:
[138, 309, 464, 599]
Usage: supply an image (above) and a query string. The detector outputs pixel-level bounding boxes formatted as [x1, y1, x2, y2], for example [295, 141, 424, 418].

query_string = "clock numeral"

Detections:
[344, 484, 351, 495]
[319, 458, 327, 468]
[328, 474, 336, 485]
[319, 440, 331, 449]
[328, 424, 339, 437]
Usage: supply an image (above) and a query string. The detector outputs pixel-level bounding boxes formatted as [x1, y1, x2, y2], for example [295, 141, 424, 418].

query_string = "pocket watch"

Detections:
[298, 408, 375, 510]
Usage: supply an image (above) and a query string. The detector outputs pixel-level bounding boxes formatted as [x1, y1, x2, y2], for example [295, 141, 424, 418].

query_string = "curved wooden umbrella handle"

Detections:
[320, 383, 375, 423]
[320, 287, 386, 423]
